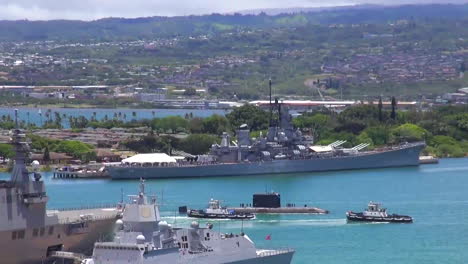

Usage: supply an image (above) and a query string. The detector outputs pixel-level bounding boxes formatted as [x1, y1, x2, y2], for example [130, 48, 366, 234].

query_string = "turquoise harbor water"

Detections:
[2, 158, 468, 263]
[0, 107, 227, 127]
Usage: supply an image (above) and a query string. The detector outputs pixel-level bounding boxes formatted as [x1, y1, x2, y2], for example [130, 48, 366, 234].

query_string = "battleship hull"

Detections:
[0, 214, 116, 264]
[109, 143, 425, 179]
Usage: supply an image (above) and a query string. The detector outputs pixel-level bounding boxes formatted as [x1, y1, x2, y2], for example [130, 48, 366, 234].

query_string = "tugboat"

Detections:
[346, 202, 413, 223]
[188, 199, 255, 220]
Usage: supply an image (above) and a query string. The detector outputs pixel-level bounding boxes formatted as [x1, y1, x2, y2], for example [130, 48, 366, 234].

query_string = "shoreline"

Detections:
[0, 105, 232, 110]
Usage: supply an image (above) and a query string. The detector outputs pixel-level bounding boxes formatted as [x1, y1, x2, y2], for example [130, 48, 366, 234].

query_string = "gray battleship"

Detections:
[109, 99, 425, 179]
[0, 112, 120, 264]
[80, 179, 294, 264]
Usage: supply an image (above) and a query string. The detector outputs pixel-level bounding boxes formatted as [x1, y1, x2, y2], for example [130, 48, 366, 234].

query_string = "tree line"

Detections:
[1, 104, 467, 158]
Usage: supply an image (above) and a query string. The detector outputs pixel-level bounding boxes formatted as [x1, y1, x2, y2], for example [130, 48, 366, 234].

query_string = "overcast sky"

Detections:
[0, 0, 466, 21]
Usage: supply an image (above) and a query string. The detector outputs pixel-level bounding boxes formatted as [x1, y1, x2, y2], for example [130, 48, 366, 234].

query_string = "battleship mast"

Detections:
[269, 78, 273, 126]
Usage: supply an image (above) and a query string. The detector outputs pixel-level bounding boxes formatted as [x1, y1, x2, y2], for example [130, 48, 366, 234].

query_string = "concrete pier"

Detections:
[53, 168, 109, 179]
[419, 156, 439, 164]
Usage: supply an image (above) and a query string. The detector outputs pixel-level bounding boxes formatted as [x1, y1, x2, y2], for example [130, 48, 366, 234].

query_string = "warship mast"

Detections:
[10, 109, 36, 186]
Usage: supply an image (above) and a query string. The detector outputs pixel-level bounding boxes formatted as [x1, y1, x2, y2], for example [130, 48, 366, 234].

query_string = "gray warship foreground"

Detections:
[0, 117, 120, 264]
[109, 101, 425, 179]
[78, 180, 294, 264]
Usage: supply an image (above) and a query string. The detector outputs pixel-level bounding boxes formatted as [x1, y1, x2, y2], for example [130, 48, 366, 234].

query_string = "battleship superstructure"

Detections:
[81, 180, 294, 264]
[0, 110, 120, 264]
[109, 99, 425, 179]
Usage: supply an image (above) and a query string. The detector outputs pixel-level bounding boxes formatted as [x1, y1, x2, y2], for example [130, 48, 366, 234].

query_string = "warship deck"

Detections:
[53, 207, 120, 223]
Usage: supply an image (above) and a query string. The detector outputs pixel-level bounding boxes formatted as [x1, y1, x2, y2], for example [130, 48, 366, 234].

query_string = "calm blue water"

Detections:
[0, 107, 227, 127]
[1, 158, 468, 263]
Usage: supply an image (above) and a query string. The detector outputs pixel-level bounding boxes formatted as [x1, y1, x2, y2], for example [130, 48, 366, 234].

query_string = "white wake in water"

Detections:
[254, 218, 347, 226]
[420, 166, 468, 173]
[160, 215, 348, 227]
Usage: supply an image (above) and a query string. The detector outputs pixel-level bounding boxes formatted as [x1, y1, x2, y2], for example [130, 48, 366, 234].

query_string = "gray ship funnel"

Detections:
[221, 132, 230, 147]
[237, 125, 251, 146]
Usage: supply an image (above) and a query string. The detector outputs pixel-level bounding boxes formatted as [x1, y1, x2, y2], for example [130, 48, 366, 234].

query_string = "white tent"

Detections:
[309, 145, 333, 153]
[122, 153, 177, 165]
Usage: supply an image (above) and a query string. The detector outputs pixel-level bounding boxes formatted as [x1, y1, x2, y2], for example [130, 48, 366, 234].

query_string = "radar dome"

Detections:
[158, 221, 169, 229]
[31, 160, 40, 170]
[191, 221, 199, 229]
[115, 219, 124, 230]
[136, 234, 146, 244]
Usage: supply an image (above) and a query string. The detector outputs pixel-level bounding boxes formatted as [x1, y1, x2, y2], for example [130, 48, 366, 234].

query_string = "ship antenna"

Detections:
[139, 178, 145, 195]
[14, 108, 19, 129]
[278, 99, 282, 126]
[269, 78, 272, 126]
[160, 188, 164, 207]
[241, 219, 244, 234]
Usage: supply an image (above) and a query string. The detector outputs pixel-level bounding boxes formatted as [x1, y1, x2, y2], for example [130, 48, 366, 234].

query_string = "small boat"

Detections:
[346, 201, 413, 223]
[188, 199, 255, 220]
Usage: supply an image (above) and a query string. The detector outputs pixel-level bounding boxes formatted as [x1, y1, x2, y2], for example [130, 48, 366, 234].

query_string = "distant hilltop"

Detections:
[232, 4, 382, 15]
[0, 3, 467, 42]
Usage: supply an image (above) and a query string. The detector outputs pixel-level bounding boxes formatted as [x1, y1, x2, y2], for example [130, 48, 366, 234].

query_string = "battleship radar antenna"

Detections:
[14, 108, 18, 129]
[269, 78, 272, 126]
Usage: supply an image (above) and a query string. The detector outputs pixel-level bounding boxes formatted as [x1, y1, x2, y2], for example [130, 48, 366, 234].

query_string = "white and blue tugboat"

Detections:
[346, 202, 413, 223]
[188, 199, 255, 220]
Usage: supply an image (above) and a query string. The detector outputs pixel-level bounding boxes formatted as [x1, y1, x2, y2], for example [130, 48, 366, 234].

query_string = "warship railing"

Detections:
[256, 248, 295, 257]
[49, 251, 86, 261]
[57, 213, 119, 224]
[50, 203, 119, 211]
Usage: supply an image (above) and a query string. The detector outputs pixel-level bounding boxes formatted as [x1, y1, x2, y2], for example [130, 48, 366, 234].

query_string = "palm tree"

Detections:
[391, 97, 397, 120]
[378, 96, 383, 122]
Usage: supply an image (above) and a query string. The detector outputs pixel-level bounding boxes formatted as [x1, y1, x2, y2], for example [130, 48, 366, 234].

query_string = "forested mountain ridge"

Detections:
[1, 4, 467, 42]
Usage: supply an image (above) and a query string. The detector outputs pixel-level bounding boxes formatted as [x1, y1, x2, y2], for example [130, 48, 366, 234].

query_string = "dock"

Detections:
[229, 207, 329, 214]
[53, 170, 108, 179]
[419, 156, 439, 164]
[53, 164, 109, 179]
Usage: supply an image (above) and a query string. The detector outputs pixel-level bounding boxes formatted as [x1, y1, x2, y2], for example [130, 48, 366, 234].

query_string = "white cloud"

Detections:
[0, 0, 466, 20]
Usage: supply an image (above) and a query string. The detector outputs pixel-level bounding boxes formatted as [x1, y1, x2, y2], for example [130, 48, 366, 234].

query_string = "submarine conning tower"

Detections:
[253, 193, 281, 208]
